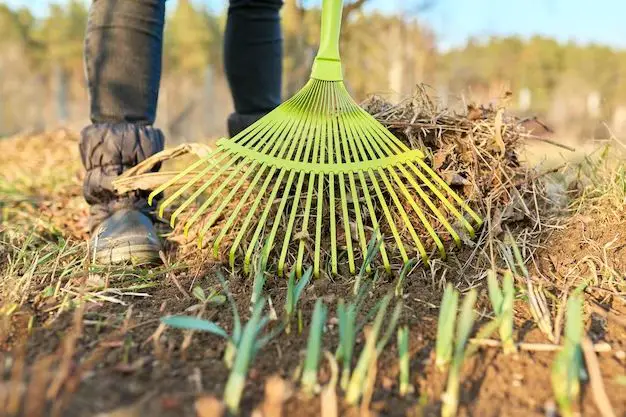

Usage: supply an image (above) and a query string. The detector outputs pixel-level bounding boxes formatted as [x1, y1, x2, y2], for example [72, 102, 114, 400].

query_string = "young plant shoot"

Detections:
[551, 294, 586, 417]
[442, 289, 477, 417]
[284, 267, 312, 333]
[436, 283, 459, 371]
[346, 294, 402, 405]
[487, 270, 516, 354]
[397, 325, 412, 396]
[301, 299, 328, 395]
[353, 235, 383, 296]
[223, 297, 269, 413]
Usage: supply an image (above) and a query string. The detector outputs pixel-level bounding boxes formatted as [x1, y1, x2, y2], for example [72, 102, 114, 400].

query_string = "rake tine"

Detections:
[296, 148, 321, 277]
[407, 160, 478, 237]
[342, 113, 410, 265]
[354, 115, 448, 257]
[167, 154, 240, 226]
[362, 114, 479, 237]
[243, 89, 320, 272]
[231, 90, 321, 272]
[276, 82, 326, 276]
[294, 82, 329, 277]
[325, 86, 339, 275]
[338, 95, 394, 271]
[312, 83, 331, 277]
[201, 84, 317, 253]
[188, 118, 293, 241]
[340, 95, 431, 263]
[148, 155, 211, 208]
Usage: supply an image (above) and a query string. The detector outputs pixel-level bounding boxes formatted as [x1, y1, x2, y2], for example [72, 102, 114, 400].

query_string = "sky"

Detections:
[3, 0, 626, 50]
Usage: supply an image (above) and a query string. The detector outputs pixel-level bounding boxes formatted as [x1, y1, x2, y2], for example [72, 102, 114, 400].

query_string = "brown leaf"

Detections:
[194, 395, 225, 417]
[321, 352, 338, 417]
[261, 375, 293, 417]
[493, 108, 506, 157]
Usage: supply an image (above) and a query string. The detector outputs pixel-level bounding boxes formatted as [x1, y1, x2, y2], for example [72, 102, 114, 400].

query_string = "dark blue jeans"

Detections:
[81, 0, 283, 228]
[85, 0, 284, 124]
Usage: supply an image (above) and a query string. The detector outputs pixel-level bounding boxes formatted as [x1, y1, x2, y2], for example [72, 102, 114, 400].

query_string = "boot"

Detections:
[227, 112, 268, 138]
[91, 209, 162, 265]
[80, 123, 165, 265]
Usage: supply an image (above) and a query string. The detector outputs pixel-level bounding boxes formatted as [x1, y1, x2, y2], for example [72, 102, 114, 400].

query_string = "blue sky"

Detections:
[4, 0, 626, 50]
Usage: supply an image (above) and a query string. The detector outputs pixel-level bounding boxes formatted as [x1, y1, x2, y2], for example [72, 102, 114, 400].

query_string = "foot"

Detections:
[91, 209, 163, 265]
[227, 112, 269, 138]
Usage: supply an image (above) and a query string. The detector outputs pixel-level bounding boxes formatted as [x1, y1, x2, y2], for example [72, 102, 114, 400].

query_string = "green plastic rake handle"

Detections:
[216, 138, 424, 174]
[311, 0, 344, 81]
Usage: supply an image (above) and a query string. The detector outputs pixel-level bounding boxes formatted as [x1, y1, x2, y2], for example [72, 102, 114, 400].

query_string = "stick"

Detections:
[469, 338, 612, 353]
[581, 337, 616, 417]
[520, 134, 576, 152]
[159, 251, 190, 299]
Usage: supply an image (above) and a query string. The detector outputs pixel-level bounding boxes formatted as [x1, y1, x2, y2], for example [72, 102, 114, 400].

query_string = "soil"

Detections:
[1, 129, 624, 417]
[1, 201, 624, 417]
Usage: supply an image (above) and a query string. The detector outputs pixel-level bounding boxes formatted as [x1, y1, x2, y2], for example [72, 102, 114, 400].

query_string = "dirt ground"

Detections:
[0, 130, 625, 417]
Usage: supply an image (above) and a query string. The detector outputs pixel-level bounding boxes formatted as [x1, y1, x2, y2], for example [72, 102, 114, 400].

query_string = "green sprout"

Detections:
[487, 269, 516, 354]
[435, 283, 459, 371]
[284, 267, 312, 333]
[251, 258, 266, 310]
[191, 285, 226, 306]
[551, 294, 586, 417]
[162, 273, 273, 369]
[442, 289, 477, 417]
[397, 325, 412, 396]
[301, 299, 328, 395]
[223, 297, 269, 414]
[503, 232, 555, 342]
[336, 299, 357, 390]
[345, 293, 402, 405]
[395, 259, 417, 297]
[353, 234, 383, 296]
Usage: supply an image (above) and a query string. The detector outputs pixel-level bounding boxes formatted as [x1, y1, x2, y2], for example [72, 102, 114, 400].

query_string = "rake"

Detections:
[148, 0, 482, 277]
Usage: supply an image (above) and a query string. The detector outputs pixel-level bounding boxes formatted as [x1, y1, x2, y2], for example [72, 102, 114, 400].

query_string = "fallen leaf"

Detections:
[494, 108, 506, 157]
[195, 395, 224, 417]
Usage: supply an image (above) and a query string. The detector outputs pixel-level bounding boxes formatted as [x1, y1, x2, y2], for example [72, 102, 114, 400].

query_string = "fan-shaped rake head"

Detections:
[147, 0, 483, 277]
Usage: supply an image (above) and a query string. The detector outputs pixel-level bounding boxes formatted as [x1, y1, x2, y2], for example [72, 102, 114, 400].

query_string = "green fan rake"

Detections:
[148, 0, 482, 277]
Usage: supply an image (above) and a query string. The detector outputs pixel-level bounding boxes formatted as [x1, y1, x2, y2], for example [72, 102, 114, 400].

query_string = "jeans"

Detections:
[80, 0, 284, 228]
[85, 0, 284, 124]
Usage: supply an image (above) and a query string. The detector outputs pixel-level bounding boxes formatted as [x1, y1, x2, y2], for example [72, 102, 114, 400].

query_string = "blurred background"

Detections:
[0, 0, 625, 144]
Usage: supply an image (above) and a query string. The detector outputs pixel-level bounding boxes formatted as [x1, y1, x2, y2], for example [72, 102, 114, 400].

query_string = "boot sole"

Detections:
[93, 243, 163, 266]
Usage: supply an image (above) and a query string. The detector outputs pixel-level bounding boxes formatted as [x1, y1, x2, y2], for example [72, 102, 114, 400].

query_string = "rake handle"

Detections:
[311, 0, 344, 81]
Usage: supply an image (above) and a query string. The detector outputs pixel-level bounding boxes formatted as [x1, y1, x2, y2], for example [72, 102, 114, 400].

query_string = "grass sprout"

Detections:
[162, 272, 275, 369]
[223, 297, 268, 414]
[487, 269, 516, 354]
[397, 325, 412, 396]
[551, 294, 586, 417]
[395, 259, 418, 297]
[353, 235, 383, 296]
[345, 293, 402, 405]
[285, 267, 312, 333]
[503, 232, 555, 342]
[301, 299, 328, 395]
[251, 257, 266, 310]
[442, 289, 477, 417]
[336, 299, 357, 390]
[436, 283, 459, 370]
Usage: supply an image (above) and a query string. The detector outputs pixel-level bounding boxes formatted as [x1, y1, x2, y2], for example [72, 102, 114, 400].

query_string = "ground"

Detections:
[0, 127, 624, 417]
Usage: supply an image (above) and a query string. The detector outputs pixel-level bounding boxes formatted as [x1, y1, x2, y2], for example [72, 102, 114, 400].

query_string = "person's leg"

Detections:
[80, 0, 166, 264]
[224, 0, 284, 137]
